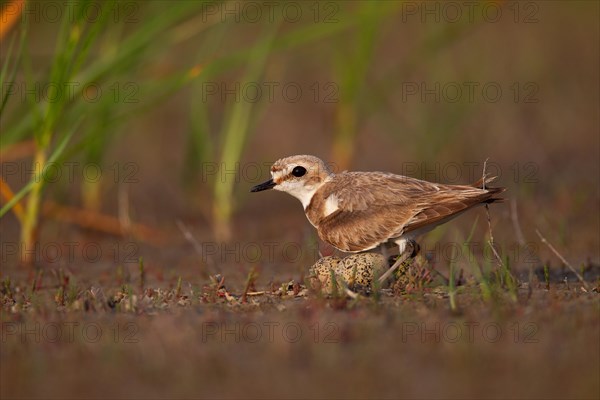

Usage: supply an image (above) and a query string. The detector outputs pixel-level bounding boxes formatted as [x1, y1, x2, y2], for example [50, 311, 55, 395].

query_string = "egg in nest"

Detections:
[308, 253, 388, 295]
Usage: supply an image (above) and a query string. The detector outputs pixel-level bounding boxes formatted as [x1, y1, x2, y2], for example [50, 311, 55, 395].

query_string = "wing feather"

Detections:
[306, 171, 504, 252]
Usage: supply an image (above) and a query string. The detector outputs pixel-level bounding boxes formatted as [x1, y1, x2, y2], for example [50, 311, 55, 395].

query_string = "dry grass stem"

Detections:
[535, 229, 590, 290]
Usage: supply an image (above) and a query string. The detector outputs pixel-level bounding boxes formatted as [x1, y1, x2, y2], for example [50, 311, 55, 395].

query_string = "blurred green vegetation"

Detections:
[0, 1, 598, 271]
[1, 1, 403, 252]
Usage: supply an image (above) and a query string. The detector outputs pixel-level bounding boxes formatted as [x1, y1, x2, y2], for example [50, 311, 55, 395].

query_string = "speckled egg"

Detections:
[308, 253, 388, 295]
[308, 256, 342, 292]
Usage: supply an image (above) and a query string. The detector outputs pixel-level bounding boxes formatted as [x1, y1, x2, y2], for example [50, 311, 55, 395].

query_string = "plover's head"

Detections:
[250, 155, 332, 208]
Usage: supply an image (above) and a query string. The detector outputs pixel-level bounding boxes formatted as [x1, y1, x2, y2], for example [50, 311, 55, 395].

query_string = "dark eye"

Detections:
[291, 166, 306, 177]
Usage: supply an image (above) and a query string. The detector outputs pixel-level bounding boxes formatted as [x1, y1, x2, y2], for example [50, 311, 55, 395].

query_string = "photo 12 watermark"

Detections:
[1, 1, 140, 24]
[2, 81, 140, 105]
[400, 321, 540, 344]
[400, 1, 540, 24]
[1, 241, 140, 265]
[192, 239, 540, 266]
[1, 321, 140, 344]
[197, 320, 540, 344]
[1, 320, 540, 346]
[197, 160, 540, 186]
[400, 81, 540, 104]
[198, 240, 316, 264]
[1, 161, 140, 185]
[199, 1, 340, 24]
[198, 81, 339, 104]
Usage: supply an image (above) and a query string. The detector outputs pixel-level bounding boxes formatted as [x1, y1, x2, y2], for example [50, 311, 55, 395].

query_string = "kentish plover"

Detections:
[251, 155, 505, 282]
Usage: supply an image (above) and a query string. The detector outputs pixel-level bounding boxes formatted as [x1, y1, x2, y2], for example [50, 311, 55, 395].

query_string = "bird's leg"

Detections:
[377, 240, 418, 284]
[377, 251, 410, 284]
[409, 240, 420, 257]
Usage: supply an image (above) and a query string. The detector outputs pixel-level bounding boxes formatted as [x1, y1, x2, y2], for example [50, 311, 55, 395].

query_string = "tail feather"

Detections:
[471, 175, 506, 203]
[403, 176, 507, 234]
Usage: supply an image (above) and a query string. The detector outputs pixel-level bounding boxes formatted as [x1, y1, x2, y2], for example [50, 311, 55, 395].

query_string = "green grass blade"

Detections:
[0, 117, 82, 217]
[212, 23, 280, 238]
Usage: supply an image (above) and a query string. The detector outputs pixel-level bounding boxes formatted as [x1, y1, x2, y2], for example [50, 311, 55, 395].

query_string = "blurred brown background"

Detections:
[4, 1, 598, 279]
[1, 2, 599, 400]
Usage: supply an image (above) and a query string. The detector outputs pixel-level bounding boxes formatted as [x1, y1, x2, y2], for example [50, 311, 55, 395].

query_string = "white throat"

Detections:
[272, 172, 331, 209]
[274, 183, 320, 209]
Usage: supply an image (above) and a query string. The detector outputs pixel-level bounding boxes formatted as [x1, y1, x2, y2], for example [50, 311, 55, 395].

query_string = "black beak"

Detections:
[250, 179, 276, 192]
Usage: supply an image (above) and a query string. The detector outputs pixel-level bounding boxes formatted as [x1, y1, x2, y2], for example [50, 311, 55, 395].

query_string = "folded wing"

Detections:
[309, 172, 504, 252]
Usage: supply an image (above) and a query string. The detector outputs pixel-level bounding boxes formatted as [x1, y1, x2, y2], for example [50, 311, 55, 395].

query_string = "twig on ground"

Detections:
[43, 201, 165, 244]
[245, 291, 266, 296]
[176, 220, 204, 255]
[535, 229, 590, 290]
[177, 220, 220, 274]
[482, 159, 503, 267]
[336, 277, 359, 299]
